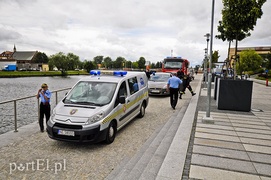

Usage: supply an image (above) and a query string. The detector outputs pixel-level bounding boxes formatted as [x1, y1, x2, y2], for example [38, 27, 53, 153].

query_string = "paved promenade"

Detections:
[1, 74, 270, 180]
[188, 77, 271, 179]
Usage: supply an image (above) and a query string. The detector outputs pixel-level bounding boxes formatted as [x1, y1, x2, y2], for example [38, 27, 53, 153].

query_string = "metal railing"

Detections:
[0, 87, 71, 132]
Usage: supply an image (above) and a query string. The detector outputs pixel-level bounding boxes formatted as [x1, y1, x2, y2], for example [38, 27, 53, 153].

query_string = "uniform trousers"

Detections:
[39, 102, 51, 131]
[169, 87, 179, 109]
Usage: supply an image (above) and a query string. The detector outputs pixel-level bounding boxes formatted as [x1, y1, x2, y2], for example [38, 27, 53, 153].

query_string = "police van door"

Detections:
[125, 76, 141, 120]
[115, 80, 129, 127]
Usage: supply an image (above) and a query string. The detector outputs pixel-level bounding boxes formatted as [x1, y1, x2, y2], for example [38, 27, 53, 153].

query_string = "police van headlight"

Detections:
[50, 109, 56, 122]
[86, 111, 104, 125]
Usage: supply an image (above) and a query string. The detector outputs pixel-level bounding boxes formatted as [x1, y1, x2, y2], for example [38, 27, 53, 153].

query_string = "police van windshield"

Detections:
[63, 81, 117, 106]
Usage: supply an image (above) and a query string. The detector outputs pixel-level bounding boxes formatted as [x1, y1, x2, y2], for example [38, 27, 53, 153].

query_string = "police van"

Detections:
[47, 70, 149, 144]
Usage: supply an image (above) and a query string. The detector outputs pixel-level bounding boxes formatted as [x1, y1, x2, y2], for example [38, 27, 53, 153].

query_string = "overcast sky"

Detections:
[0, 0, 270, 67]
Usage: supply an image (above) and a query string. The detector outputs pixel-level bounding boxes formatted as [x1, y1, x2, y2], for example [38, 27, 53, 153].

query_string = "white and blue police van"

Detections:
[47, 70, 149, 144]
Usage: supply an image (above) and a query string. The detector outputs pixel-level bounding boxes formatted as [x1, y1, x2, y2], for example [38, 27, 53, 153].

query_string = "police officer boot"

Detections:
[190, 90, 196, 96]
[179, 92, 183, 99]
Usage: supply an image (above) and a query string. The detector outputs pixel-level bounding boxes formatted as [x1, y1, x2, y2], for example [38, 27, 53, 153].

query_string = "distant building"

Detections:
[229, 46, 271, 59]
[0, 45, 48, 71]
[225, 46, 271, 69]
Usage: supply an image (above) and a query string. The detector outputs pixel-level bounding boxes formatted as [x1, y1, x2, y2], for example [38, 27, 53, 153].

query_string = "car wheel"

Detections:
[137, 102, 146, 118]
[105, 121, 116, 144]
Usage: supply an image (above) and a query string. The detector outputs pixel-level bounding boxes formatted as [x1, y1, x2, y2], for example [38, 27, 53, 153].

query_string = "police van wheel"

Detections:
[105, 121, 116, 144]
[137, 103, 146, 118]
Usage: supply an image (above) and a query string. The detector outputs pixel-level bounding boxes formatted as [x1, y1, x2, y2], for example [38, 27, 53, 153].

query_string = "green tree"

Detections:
[261, 53, 271, 69]
[237, 49, 263, 74]
[66, 53, 80, 70]
[126, 61, 132, 69]
[217, 0, 266, 77]
[114, 57, 126, 69]
[32, 52, 48, 63]
[266, 53, 271, 69]
[83, 60, 95, 72]
[155, 61, 162, 68]
[103, 56, 113, 69]
[137, 57, 146, 69]
[212, 50, 219, 64]
[132, 62, 138, 69]
[150, 62, 155, 69]
[94, 56, 103, 65]
[48, 52, 68, 72]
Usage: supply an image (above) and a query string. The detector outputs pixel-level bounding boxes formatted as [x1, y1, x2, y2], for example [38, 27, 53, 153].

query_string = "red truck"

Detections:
[162, 57, 189, 75]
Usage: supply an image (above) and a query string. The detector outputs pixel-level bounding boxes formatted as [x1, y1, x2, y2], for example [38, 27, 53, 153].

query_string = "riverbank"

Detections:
[0, 70, 89, 78]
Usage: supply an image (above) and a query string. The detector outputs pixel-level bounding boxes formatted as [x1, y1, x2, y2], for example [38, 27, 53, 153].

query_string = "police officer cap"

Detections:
[41, 83, 48, 88]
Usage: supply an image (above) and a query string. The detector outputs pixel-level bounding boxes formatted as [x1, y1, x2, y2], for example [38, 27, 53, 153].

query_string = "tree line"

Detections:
[32, 52, 163, 72]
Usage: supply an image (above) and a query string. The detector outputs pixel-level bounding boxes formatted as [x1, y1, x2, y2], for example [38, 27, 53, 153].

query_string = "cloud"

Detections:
[0, 0, 270, 67]
[0, 26, 22, 42]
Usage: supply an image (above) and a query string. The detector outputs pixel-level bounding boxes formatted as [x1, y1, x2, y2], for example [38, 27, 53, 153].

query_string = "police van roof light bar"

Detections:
[113, 71, 127, 76]
[90, 70, 101, 76]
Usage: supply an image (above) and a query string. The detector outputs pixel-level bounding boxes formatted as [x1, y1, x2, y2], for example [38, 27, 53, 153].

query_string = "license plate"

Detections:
[151, 90, 160, 93]
[57, 130, 75, 136]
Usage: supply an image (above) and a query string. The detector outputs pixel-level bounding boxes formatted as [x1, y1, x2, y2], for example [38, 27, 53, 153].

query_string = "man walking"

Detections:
[167, 73, 182, 110]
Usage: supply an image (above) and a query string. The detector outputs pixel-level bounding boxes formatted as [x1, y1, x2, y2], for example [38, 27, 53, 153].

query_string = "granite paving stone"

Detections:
[193, 145, 250, 161]
[195, 132, 241, 142]
[237, 132, 271, 140]
[210, 121, 233, 126]
[231, 123, 271, 130]
[189, 165, 261, 180]
[253, 163, 271, 176]
[240, 137, 271, 147]
[248, 152, 271, 164]
[194, 138, 245, 151]
[196, 127, 237, 136]
[230, 119, 266, 125]
[191, 154, 257, 174]
[243, 144, 271, 154]
[260, 176, 271, 180]
[234, 127, 271, 135]
[196, 123, 235, 131]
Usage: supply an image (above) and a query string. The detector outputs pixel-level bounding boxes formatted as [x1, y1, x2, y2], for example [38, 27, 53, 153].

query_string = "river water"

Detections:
[0, 75, 88, 134]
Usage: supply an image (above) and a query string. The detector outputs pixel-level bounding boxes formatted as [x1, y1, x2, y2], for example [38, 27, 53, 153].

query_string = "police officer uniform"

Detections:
[167, 73, 182, 109]
[37, 83, 52, 132]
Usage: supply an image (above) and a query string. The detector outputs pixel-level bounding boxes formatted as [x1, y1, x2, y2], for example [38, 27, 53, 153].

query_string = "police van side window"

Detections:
[114, 81, 127, 107]
[128, 77, 138, 95]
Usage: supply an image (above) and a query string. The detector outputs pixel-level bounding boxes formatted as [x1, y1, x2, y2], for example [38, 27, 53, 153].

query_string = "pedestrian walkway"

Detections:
[188, 78, 271, 179]
[1, 74, 270, 180]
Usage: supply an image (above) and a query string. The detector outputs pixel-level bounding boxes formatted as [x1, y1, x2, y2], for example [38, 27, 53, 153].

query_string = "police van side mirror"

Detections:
[119, 96, 126, 104]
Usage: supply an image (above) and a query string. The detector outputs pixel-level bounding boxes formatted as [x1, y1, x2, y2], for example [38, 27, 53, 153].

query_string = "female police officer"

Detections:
[36, 83, 51, 132]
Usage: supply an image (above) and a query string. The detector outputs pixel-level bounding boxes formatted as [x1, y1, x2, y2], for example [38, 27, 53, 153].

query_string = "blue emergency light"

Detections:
[90, 70, 101, 75]
[113, 71, 127, 76]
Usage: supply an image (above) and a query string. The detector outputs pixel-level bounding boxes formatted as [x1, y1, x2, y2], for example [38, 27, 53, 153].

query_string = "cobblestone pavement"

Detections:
[0, 79, 199, 180]
[186, 78, 271, 179]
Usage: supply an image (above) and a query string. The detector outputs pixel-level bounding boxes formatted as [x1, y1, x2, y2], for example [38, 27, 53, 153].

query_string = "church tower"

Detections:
[13, 44, 17, 52]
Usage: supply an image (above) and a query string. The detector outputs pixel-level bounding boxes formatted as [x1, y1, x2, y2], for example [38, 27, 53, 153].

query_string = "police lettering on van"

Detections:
[47, 70, 149, 144]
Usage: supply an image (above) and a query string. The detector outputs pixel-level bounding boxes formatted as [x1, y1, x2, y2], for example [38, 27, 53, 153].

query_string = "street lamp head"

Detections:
[204, 33, 211, 41]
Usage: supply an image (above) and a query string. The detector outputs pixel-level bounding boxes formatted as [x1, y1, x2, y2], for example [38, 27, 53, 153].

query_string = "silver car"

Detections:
[148, 72, 171, 95]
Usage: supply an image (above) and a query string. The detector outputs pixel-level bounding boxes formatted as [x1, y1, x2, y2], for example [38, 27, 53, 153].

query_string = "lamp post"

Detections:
[203, 0, 215, 123]
[204, 33, 210, 88]
[204, 48, 208, 88]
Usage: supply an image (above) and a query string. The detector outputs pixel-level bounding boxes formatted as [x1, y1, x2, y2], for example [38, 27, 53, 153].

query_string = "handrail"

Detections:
[0, 87, 71, 132]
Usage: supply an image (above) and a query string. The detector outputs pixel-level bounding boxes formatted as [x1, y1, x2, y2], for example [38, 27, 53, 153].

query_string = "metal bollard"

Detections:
[266, 79, 269, 86]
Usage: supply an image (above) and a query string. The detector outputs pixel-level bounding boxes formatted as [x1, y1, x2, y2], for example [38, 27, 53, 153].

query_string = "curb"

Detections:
[156, 75, 203, 179]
